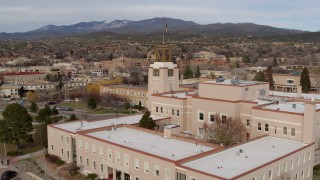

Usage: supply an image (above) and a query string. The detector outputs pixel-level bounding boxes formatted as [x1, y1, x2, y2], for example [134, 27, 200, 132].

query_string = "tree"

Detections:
[205, 115, 246, 146]
[138, 101, 142, 111]
[265, 66, 274, 90]
[109, 53, 114, 60]
[25, 91, 39, 102]
[273, 57, 279, 67]
[300, 67, 311, 93]
[183, 65, 193, 79]
[51, 107, 59, 116]
[18, 86, 25, 98]
[253, 71, 266, 82]
[87, 97, 97, 109]
[34, 123, 48, 150]
[139, 110, 156, 129]
[69, 114, 77, 121]
[36, 105, 52, 124]
[242, 56, 251, 64]
[195, 65, 201, 79]
[0, 103, 33, 149]
[29, 102, 38, 113]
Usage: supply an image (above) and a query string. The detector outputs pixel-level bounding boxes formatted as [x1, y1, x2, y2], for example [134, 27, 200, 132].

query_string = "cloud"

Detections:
[0, 0, 319, 32]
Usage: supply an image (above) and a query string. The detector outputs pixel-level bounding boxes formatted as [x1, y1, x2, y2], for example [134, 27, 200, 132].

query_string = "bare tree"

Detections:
[205, 115, 246, 146]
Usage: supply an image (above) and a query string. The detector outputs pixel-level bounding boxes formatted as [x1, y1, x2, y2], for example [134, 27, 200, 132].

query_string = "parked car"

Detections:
[55, 106, 66, 111]
[65, 107, 74, 111]
[48, 101, 58, 105]
[1, 171, 17, 180]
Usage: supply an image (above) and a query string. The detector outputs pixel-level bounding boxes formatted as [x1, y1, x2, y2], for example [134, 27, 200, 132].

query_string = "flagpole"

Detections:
[163, 17, 165, 44]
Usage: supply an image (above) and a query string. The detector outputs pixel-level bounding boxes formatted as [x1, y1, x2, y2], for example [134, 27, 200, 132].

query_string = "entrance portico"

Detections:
[104, 159, 131, 180]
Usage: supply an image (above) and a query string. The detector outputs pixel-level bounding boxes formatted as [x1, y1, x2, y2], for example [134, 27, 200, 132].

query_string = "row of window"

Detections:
[153, 69, 174, 77]
[156, 107, 180, 117]
[104, 88, 145, 97]
[257, 122, 296, 136]
[198, 111, 227, 123]
[252, 151, 312, 180]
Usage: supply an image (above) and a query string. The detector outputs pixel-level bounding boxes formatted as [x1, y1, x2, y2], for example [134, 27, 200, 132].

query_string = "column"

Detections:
[113, 168, 116, 180]
[121, 171, 124, 180]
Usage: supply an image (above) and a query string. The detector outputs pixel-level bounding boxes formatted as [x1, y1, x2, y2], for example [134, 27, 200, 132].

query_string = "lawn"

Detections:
[58, 102, 88, 110]
[0, 141, 43, 157]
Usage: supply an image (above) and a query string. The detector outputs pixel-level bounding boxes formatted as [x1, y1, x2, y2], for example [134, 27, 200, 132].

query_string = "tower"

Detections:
[148, 45, 179, 95]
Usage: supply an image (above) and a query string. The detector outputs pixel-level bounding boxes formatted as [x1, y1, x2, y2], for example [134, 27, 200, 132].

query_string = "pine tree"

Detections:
[183, 65, 193, 79]
[300, 67, 311, 93]
[253, 71, 266, 82]
[29, 102, 38, 113]
[265, 66, 274, 90]
[0, 103, 33, 149]
[138, 101, 142, 111]
[87, 97, 97, 109]
[139, 110, 156, 129]
[195, 65, 201, 79]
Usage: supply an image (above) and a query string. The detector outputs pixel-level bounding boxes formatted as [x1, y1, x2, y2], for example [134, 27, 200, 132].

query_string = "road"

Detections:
[58, 110, 127, 121]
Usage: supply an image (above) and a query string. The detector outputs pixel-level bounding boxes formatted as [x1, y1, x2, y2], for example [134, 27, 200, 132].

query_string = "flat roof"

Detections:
[182, 136, 307, 179]
[87, 127, 213, 161]
[53, 114, 166, 133]
[204, 79, 265, 86]
[161, 91, 196, 99]
[270, 91, 320, 100]
[263, 101, 320, 113]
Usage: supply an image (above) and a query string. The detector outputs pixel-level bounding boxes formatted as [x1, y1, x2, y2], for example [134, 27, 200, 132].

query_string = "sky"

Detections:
[1, 0, 319, 33]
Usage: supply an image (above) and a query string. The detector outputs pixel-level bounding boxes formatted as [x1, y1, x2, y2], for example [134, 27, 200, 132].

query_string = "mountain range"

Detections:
[0, 17, 312, 40]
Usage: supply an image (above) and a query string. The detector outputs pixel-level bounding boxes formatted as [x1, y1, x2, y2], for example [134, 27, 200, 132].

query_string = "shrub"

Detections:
[45, 154, 61, 163]
[56, 159, 65, 166]
[7, 151, 24, 156]
[87, 173, 97, 180]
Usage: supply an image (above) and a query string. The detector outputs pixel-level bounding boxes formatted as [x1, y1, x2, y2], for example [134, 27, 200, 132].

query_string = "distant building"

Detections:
[2, 72, 46, 85]
[0, 84, 22, 99]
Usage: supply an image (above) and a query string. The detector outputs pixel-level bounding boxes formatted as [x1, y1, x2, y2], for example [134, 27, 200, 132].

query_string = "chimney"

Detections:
[296, 86, 302, 98]
[303, 102, 317, 144]
[164, 126, 172, 139]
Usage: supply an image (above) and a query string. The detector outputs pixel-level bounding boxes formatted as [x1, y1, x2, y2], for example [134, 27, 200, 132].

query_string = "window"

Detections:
[99, 146, 103, 156]
[296, 157, 300, 166]
[308, 151, 311, 160]
[291, 160, 293, 169]
[198, 127, 204, 138]
[51, 145, 54, 151]
[265, 124, 269, 131]
[246, 119, 250, 127]
[60, 134, 63, 142]
[258, 123, 262, 130]
[165, 169, 171, 180]
[93, 161, 96, 170]
[144, 162, 149, 173]
[85, 143, 89, 152]
[198, 112, 204, 121]
[100, 164, 104, 173]
[291, 128, 295, 136]
[172, 109, 174, 115]
[209, 113, 215, 123]
[78, 140, 82, 149]
[86, 158, 89, 167]
[177, 110, 180, 116]
[287, 79, 294, 84]
[154, 165, 160, 176]
[156, 107, 159, 112]
[124, 154, 129, 167]
[153, 69, 160, 76]
[168, 69, 174, 77]
[284, 163, 287, 172]
[67, 151, 70, 159]
[277, 166, 280, 176]
[116, 152, 120, 164]
[92, 145, 96, 154]
[221, 115, 227, 124]
[107, 149, 112, 161]
[79, 156, 83, 164]
[134, 159, 139, 169]
[177, 173, 186, 180]
[191, 178, 196, 180]
[161, 107, 163, 113]
[66, 137, 69, 144]
[275, 126, 277, 134]
[61, 149, 64, 156]
[135, 177, 139, 180]
[283, 127, 287, 135]
[268, 170, 272, 179]
[245, 87, 249, 91]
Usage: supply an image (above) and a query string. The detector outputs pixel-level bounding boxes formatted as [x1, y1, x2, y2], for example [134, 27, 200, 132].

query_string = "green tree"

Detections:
[265, 66, 274, 90]
[242, 56, 251, 64]
[300, 67, 311, 93]
[183, 65, 193, 79]
[36, 105, 52, 124]
[34, 123, 48, 150]
[273, 57, 279, 67]
[139, 110, 156, 129]
[138, 101, 142, 111]
[0, 103, 33, 149]
[69, 114, 77, 121]
[87, 97, 97, 109]
[253, 71, 266, 82]
[195, 65, 201, 79]
[51, 107, 59, 116]
[29, 102, 38, 113]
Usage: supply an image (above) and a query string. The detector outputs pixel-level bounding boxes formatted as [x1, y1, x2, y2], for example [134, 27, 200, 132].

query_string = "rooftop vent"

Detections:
[239, 149, 243, 153]
[292, 104, 296, 108]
